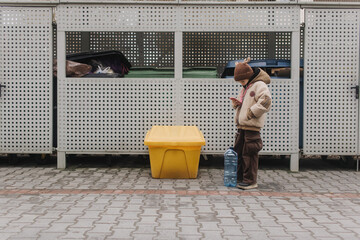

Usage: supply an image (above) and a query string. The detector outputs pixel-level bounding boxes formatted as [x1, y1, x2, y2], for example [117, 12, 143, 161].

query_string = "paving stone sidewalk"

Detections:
[0, 156, 359, 239]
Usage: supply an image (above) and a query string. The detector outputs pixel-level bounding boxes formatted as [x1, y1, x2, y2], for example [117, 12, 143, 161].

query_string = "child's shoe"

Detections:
[236, 182, 258, 190]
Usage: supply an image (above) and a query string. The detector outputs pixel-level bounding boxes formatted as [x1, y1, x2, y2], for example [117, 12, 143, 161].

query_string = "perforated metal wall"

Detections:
[57, 5, 300, 155]
[57, 5, 299, 32]
[60, 0, 176, 3]
[262, 78, 298, 153]
[304, 9, 359, 155]
[179, 0, 296, 3]
[180, 79, 238, 153]
[0, 7, 53, 153]
[299, 0, 360, 3]
[0, 0, 58, 3]
[178, 6, 299, 32]
[57, 5, 178, 32]
[181, 78, 298, 153]
[57, 78, 175, 152]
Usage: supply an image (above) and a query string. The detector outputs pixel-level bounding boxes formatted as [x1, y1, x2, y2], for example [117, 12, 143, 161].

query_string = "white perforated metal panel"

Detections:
[57, 5, 178, 32]
[178, 6, 299, 32]
[179, 0, 296, 3]
[0, 0, 58, 3]
[60, 0, 176, 3]
[180, 79, 238, 153]
[0, 7, 53, 153]
[262, 78, 298, 153]
[180, 78, 298, 153]
[304, 9, 359, 155]
[57, 4, 300, 157]
[57, 78, 175, 152]
[57, 5, 299, 32]
[299, 0, 360, 4]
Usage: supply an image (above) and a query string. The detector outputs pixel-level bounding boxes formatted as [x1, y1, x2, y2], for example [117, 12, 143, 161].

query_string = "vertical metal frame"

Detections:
[57, 31, 66, 168]
[291, 30, 300, 171]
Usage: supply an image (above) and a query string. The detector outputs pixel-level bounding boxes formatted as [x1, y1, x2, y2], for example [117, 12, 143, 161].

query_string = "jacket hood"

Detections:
[251, 68, 271, 85]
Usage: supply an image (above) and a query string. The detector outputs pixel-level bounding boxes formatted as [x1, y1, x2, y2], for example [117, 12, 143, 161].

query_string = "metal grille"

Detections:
[66, 31, 292, 69]
[183, 32, 269, 69]
[53, 23, 57, 58]
[57, 78, 175, 152]
[183, 32, 291, 74]
[300, 25, 304, 59]
[0, 7, 53, 153]
[181, 78, 298, 153]
[304, 9, 359, 155]
[275, 32, 291, 60]
[66, 32, 82, 54]
[90, 32, 174, 67]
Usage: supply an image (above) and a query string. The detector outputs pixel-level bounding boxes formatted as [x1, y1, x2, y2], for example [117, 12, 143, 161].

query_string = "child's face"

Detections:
[239, 79, 249, 86]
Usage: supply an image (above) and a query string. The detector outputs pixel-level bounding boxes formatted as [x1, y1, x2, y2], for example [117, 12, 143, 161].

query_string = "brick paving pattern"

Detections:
[0, 157, 359, 239]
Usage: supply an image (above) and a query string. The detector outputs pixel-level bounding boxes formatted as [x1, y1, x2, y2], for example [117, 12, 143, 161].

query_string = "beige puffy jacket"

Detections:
[233, 69, 272, 132]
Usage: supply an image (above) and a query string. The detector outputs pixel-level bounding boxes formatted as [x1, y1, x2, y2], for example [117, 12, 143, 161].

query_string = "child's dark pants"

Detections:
[234, 129, 263, 184]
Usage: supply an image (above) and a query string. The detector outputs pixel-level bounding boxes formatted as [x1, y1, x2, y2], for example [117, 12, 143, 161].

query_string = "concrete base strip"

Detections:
[0, 189, 359, 198]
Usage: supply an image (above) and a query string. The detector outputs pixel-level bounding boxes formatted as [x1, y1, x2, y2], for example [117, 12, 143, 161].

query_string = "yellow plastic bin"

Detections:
[144, 126, 206, 179]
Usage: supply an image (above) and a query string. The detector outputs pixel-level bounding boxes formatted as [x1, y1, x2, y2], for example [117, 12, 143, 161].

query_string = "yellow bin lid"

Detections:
[144, 126, 206, 147]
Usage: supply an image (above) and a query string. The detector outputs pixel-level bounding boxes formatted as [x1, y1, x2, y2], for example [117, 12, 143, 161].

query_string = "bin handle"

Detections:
[351, 86, 359, 99]
[0, 83, 5, 97]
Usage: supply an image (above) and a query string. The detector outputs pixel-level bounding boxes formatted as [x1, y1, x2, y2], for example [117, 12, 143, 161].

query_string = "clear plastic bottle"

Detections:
[224, 147, 238, 187]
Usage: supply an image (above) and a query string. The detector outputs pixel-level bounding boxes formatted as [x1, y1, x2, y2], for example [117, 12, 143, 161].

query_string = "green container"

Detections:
[126, 67, 174, 78]
[183, 67, 217, 78]
[125, 67, 217, 78]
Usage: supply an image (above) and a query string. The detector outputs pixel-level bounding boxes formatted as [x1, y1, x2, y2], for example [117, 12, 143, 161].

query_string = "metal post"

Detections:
[175, 31, 183, 125]
[57, 31, 66, 169]
[57, 151, 66, 169]
[290, 29, 300, 172]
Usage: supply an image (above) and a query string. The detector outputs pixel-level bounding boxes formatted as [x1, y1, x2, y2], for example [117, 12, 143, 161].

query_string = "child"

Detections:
[230, 57, 272, 190]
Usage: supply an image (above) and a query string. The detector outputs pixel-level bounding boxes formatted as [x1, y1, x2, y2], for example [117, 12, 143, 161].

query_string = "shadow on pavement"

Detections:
[0, 154, 357, 171]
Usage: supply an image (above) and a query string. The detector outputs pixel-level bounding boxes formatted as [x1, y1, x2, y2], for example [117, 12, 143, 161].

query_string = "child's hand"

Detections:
[247, 108, 256, 120]
[230, 97, 241, 106]
[230, 97, 242, 108]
